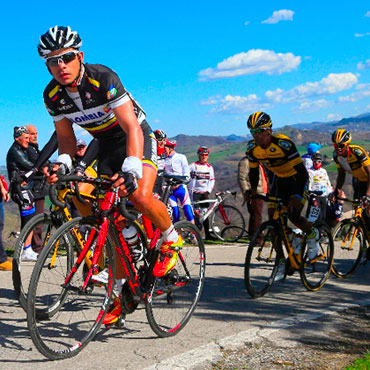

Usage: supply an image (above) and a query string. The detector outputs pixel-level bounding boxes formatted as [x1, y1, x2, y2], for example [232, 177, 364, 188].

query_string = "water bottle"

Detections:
[122, 225, 144, 262]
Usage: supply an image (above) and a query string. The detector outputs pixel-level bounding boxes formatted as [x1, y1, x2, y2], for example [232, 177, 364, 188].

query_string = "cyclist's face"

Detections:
[199, 153, 209, 164]
[15, 133, 30, 149]
[333, 143, 348, 156]
[253, 128, 272, 148]
[47, 48, 83, 86]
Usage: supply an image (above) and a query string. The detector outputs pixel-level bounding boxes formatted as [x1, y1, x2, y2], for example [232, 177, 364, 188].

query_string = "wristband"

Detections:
[57, 154, 72, 172]
[121, 156, 143, 179]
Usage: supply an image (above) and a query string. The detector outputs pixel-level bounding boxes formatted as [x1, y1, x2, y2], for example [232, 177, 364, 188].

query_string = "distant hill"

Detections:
[292, 112, 370, 132]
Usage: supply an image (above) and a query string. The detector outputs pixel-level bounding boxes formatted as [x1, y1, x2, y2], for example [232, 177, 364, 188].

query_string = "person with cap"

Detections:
[188, 146, 216, 240]
[307, 152, 332, 222]
[302, 142, 322, 170]
[245, 112, 321, 281]
[6, 126, 37, 261]
[163, 139, 195, 224]
[37, 25, 183, 325]
[153, 129, 167, 195]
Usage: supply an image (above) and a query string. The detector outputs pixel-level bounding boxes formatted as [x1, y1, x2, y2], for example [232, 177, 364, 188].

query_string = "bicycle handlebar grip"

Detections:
[49, 183, 65, 208]
[118, 199, 137, 221]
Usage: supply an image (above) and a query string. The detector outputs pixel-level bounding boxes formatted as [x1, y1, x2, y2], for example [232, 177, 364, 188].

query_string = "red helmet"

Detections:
[164, 138, 177, 148]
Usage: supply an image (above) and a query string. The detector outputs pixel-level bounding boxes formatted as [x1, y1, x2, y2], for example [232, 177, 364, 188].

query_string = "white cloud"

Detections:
[203, 73, 359, 114]
[354, 32, 370, 37]
[262, 9, 294, 24]
[357, 58, 370, 70]
[338, 89, 370, 103]
[365, 11, 370, 17]
[244, 20, 250, 26]
[327, 113, 342, 120]
[295, 99, 331, 112]
[198, 49, 301, 81]
[266, 73, 358, 103]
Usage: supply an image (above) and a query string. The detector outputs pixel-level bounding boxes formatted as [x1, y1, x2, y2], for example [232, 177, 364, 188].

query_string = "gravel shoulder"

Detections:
[203, 304, 370, 370]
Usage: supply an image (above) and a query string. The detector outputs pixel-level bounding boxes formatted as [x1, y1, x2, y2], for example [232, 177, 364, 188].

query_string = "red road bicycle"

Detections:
[27, 174, 206, 360]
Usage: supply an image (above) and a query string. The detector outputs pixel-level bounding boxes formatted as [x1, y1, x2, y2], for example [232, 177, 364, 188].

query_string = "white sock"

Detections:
[162, 225, 179, 243]
[116, 278, 126, 294]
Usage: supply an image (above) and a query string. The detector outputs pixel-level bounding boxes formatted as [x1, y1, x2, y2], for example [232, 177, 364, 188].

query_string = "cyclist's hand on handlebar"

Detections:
[43, 163, 69, 185]
[112, 171, 138, 197]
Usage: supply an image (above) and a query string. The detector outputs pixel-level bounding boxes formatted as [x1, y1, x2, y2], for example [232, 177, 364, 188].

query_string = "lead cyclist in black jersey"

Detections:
[38, 26, 182, 325]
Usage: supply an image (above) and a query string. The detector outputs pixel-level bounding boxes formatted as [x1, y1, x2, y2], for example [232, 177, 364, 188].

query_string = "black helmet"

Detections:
[38, 26, 82, 58]
[311, 152, 322, 161]
[153, 129, 167, 140]
[247, 112, 272, 129]
[331, 129, 351, 145]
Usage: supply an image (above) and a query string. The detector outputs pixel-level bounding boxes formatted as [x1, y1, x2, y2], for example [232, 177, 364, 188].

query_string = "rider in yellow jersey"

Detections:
[332, 129, 370, 216]
[245, 112, 320, 280]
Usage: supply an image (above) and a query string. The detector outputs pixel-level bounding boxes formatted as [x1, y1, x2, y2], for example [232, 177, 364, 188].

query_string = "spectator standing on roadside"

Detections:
[237, 156, 268, 237]
[0, 177, 11, 271]
[153, 129, 167, 196]
[189, 146, 216, 240]
[6, 126, 37, 261]
[302, 142, 322, 170]
[25, 124, 50, 253]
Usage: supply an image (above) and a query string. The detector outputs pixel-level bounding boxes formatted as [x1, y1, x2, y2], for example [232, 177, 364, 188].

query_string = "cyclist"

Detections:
[163, 139, 195, 223]
[189, 146, 216, 240]
[307, 153, 332, 222]
[152, 129, 167, 196]
[332, 129, 370, 221]
[38, 25, 182, 324]
[245, 112, 320, 280]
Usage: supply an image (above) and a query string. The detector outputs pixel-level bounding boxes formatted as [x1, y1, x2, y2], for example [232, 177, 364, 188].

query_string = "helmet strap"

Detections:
[66, 59, 84, 88]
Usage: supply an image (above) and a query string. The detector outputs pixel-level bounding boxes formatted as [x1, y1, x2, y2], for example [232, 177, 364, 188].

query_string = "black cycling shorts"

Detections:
[269, 176, 307, 207]
[97, 120, 157, 176]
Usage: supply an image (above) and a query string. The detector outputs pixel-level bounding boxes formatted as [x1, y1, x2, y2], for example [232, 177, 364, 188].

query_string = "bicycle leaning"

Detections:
[331, 197, 370, 278]
[192, 190, 246, 242]
[27, 174, 206, 360]
[244, 194, 334, 298]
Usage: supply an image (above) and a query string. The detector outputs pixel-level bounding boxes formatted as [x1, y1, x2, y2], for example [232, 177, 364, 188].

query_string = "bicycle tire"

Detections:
[145, 220, 206, 337]
[331, 218, 364, 278]
[299, 221, 334, 291]
[13, 213, 61, 312]
[211, 204, 245, 242]
[27, 216, 115, 360]
[244, 220, 280, 298]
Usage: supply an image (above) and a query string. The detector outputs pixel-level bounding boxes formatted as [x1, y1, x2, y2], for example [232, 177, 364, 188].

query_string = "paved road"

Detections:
[0, 243, 369, 369]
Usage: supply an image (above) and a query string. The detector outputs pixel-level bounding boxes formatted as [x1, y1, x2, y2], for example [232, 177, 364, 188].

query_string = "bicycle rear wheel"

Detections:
[299, 222, 334, 291]
[13, 213, 60, 312]
[244, 221, 280, 298]
[331, 219, 364, 278]
[27, 217, 115, 360]
[211, 204, 245, 242]
[145, 221, 206, 337]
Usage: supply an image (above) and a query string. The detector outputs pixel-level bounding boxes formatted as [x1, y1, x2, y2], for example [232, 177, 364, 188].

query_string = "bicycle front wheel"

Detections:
[244, 221, 280, 298]
[13, 213, 60, 312]
[299, 222, 334, 291]
[331, 219, 364, 278]
[145, 221, 206, 337]
[211, 205, 245, 242]
[27, 217, 115, 360]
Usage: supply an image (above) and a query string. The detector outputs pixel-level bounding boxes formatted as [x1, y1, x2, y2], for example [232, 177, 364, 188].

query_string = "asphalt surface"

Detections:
[0, 243, 369, 369]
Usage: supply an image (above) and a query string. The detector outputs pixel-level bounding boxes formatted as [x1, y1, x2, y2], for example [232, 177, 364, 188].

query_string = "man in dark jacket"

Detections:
[6, 126, 37, 261]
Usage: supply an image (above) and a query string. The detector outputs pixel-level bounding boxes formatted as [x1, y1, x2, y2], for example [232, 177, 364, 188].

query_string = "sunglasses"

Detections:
[313, 160, 322, 163]
[46, 50, 79, 67]
[334, 143, 346, 149]
[250, 127, 269, 135]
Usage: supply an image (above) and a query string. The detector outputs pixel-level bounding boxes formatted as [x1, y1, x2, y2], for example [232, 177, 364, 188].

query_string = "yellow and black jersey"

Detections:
[245, 134, 303, 178]
[333, 144, 370, 182]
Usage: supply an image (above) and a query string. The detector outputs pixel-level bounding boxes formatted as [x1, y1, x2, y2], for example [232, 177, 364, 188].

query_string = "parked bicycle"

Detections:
[244, 194, 334, 298]
[12, 179, 97, 312]
[27, 174, 205, 359]
[331, 197, 370, 278]
[192, 190, 245, 242]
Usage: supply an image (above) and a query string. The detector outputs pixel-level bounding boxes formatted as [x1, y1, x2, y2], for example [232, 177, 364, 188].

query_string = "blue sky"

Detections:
[1, 1, 370, 163]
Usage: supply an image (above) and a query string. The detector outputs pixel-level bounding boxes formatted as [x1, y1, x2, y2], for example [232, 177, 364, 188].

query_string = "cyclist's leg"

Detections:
[168, 194, 180, 222]
[173, 184, 195, 224]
